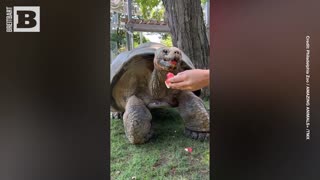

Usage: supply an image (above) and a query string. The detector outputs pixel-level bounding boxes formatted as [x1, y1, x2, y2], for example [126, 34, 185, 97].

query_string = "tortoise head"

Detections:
[154, 47, 182, 72]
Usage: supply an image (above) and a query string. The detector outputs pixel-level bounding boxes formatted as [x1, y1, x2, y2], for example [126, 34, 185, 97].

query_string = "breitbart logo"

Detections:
[6, 6, 40, 32]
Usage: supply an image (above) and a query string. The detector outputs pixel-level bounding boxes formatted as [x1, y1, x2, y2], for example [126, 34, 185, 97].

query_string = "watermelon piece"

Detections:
[184, 147, 193, 153]
[165, 72, 175, 88]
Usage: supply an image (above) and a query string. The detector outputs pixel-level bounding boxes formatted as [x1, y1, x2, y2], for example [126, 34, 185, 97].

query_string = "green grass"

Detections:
[111, 101, 210, 180]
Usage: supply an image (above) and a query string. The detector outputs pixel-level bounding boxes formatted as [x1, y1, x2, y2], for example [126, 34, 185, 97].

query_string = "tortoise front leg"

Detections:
[123, 95, 153, 144]
[177, 91, 210, 141]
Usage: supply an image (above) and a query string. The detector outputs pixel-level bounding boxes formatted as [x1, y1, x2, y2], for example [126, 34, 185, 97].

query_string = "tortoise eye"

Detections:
[163, 49, 168, 54]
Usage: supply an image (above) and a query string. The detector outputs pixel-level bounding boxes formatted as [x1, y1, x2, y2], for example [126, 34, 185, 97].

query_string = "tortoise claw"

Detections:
[111, 112, 124, 119]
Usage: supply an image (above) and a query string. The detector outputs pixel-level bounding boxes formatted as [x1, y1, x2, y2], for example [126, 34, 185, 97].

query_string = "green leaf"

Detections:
[133, 0, 163, 20]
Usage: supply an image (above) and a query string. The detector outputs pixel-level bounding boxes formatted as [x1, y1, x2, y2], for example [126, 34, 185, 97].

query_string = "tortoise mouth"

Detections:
[170, 59, 178, 65]
[155, 57, 180, 72]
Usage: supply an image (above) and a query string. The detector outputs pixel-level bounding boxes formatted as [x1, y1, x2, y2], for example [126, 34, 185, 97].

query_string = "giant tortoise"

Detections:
[111, 42, 209, 144]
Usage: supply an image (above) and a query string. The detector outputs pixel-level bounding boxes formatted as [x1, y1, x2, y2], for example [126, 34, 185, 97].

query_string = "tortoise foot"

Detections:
[124, 95, 153, 144]
[185, 128, 209, 141]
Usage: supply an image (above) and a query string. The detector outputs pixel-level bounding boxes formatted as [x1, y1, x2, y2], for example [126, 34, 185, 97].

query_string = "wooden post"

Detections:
[207, 0, 210, 42]
[126, 0, 134, 50]
[140, 32, 143, 44]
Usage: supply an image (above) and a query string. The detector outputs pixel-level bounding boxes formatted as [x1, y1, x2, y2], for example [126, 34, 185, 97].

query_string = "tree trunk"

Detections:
[162, 0, 210, 98]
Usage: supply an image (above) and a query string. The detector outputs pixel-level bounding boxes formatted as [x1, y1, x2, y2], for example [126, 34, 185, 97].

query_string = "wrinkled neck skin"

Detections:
[149, 68, 171, 99]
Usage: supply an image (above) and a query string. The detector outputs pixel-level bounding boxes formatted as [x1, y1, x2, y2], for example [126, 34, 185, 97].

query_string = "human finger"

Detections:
[169, 81, 190, 89]
[169, 73, 186, 83]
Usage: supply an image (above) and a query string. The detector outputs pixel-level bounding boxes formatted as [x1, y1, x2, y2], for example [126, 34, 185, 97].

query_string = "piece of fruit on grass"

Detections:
[165, 72, 175, 88]
[184, 147, 193, 153]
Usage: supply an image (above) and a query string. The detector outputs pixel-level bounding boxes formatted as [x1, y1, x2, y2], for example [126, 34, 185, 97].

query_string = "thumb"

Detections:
[169, 73, 184, 83]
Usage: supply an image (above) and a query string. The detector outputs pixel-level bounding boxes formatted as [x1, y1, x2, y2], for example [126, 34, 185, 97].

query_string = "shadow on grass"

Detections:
[111, 107, 210, 180]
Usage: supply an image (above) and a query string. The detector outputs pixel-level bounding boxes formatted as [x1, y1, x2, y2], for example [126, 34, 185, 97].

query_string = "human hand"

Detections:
[168, 69, 209, 91]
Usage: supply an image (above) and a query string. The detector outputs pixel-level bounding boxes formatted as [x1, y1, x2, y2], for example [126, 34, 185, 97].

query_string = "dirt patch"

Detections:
[152, 155, 168, 169]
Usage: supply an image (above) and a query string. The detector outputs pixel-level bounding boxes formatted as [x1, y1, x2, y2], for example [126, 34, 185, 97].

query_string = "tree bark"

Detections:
[162, 0, 210, 98]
